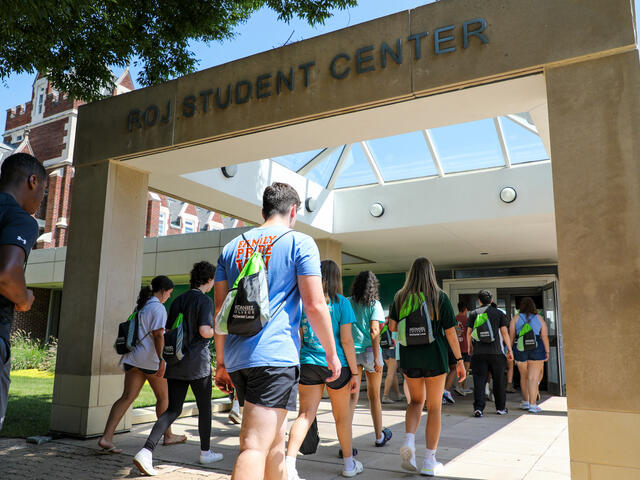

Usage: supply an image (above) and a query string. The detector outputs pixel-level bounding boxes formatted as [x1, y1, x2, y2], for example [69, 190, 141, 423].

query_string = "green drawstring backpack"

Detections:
[163, 313, 185, 364]
[516, 314, 538, 352]
[471, 306, 494, 344]
[397, 293, 437, 347]
[216, 231, 292, 337]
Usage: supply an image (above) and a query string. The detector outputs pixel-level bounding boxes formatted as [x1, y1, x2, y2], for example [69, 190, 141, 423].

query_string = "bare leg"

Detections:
[145, 374, 185, 444]
[99, 368, 146, 450]
[265, 409, 288, 480]
[404, 376, 426, 434]
[365, 370, 383, 439]
[527, 361, 544, 407]
[403, 377, 411, 403]
[444, 368, 456, 391]
[327, 382, 354, 459]
[232, 401, 288, 480]
[424, 374, 446, 450]
[286, 384, 324, 457]
[516, 362, 529, 403]
[349, 365, 363, 413]
[383, 357, 400, 399]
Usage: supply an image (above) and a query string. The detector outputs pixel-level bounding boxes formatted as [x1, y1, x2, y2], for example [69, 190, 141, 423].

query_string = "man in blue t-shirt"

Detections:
[0, 153, 46, 431]
[214, 182, 339, 480]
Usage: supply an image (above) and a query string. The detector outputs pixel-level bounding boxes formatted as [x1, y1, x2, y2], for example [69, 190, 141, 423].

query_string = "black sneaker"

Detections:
[338, 447, 358, 458]
[496, 409, 508, 415]
[375, 427, 392, 447]
[473, 410, 483, 417]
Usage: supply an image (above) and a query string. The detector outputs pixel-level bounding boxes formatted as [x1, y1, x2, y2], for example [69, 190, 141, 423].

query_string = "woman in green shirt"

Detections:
[389, 257, 465, 477]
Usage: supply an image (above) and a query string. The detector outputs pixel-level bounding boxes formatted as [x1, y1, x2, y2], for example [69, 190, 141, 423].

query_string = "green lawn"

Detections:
[1, 369, 227, 438]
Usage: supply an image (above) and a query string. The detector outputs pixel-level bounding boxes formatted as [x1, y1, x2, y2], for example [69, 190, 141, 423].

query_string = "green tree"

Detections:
[0, 0, 356, 101]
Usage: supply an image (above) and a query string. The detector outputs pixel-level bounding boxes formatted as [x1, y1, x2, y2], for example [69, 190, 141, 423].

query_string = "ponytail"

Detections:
[136, 286, 153, 311]
[137, 275, 174, 311]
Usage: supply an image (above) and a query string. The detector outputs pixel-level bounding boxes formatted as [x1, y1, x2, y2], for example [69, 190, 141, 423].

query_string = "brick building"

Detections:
[2, 73, 245, 340]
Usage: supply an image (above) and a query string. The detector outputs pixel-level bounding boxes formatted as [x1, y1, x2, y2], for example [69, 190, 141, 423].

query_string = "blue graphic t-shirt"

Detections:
[300, 294, 356, 367]
[348, 298, 385, 353]
[215, 225, 321, 372]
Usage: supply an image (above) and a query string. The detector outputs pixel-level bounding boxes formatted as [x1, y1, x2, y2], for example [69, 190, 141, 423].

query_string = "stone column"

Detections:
[546, 49, 640, 479]
[315, 238, 342, 271]
[51, 161, 148, 437]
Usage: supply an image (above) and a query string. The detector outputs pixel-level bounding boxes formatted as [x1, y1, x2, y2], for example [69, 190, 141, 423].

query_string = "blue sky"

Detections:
[0, 1, 430, 133]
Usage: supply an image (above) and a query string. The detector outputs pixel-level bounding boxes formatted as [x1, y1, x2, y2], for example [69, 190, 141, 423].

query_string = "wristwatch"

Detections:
[455, 357, 463, 363]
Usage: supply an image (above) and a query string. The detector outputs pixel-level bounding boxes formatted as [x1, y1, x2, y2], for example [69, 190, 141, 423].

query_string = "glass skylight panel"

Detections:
[334, 143, 377, 189]
[501, 116, 549, 164]
[430, 119, 505, 173]
[306, 147, 343, 187]
[271, 148, 323, 172]
[368, 131, 438, 181]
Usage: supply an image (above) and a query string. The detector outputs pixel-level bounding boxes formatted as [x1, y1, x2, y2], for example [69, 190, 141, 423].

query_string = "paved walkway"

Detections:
[0, 392, 569, 479]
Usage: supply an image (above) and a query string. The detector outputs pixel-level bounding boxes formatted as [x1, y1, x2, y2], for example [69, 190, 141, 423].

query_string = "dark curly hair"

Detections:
[136, 275, 174, 311]
[350, 270, 379, 306]
[190, 261, 216, 289]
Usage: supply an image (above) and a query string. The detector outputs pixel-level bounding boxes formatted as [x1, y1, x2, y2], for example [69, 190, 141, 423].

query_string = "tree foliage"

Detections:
[0, 0, 357, 101]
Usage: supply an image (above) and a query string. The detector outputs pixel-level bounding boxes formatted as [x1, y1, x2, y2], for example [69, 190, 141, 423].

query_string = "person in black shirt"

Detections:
[466, 290, 513, 417]
[133, 261, 224, 476]
[0, 153, 46, 431]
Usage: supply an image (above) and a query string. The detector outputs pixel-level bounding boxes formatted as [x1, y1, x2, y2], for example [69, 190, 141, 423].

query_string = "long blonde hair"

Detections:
[395, 257, 440, 320]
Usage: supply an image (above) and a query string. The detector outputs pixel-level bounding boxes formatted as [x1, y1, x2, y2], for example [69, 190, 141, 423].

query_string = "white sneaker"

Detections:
[288, 468, 306, 480]
[420, 456, 444, 476]
[400, 445, 418, 472]
[228, 409, 241, 424]
[133, 449, 157, 476]
[453, 385, 466, 396]
[199, 450, 224, 464]
[342, 459, 363, 477]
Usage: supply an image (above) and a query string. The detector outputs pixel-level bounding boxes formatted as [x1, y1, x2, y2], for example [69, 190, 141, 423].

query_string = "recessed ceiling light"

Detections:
[369, 202, 384, 217]
[499, 186, 517, 203]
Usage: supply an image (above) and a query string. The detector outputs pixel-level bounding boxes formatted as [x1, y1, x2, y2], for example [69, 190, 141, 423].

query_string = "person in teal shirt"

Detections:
[286, 260, 363, 479]
[348, 271, 392, 449]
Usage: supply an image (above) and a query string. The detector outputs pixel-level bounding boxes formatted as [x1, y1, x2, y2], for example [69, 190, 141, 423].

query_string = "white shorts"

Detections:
[356, 347, 384, 373]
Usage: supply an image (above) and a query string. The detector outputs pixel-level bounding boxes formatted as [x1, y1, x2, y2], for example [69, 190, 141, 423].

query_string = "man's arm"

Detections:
[213, 280, 233, 393]
[500, 325, 513, 360]
[298, 275, 341, 382]
[0, 245, 34, 310]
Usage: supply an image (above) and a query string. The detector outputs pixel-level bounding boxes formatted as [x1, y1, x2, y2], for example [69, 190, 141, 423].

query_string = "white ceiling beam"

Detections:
[327, 144, 352, 190]
[423, 130, 444, 177]
[529, 104, 551, 159]
[505, 113, 539, 135]
[360, 141, 384, 185]
[494, 117, 512, 168]
[297, 146, 340, 176]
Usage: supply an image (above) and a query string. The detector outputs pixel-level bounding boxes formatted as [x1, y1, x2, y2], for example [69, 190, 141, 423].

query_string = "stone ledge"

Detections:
[132, 397, 231, 425]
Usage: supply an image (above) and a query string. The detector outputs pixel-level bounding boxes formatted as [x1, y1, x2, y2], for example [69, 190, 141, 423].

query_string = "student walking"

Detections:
[348, 270, 392, 448]
[134, 262, 223, 476]
[214, 183, 339, 480]
[510, 297, 549, 413]
[381, 317, 402, 403]
[0, 154, 46, 432]
[466, 290, 513, 417]
[453, 301, 472, 396]
[99, 276, 186, 453]
[287, 260, 363, 479]
[388, 257, 465, 476]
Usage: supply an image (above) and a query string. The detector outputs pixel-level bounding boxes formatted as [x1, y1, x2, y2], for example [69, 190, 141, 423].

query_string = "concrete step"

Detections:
[132, 397, 232, 425]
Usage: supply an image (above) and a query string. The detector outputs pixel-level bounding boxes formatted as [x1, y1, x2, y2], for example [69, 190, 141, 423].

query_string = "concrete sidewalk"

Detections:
[0, 391, 569, 479]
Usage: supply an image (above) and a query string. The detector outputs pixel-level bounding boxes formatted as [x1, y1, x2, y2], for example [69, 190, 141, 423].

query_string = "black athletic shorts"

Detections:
[300, 364, 352, 390]
[123, 363, 157, 375]
[447, 344, 457, 366]
[229, 366, 299, 411]
[403, 367, 447, 379]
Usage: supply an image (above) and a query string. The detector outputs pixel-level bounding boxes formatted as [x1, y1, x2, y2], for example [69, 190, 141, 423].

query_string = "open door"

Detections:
[543, 281, 565, 396]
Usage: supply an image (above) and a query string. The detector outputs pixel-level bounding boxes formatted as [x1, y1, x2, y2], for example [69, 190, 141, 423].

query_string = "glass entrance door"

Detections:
[543, 281, 565, 395]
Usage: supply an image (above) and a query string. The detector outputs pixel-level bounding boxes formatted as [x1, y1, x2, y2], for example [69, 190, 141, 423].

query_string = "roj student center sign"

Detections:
[51, 1, 638, 478]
